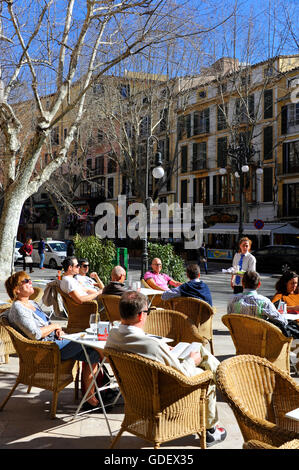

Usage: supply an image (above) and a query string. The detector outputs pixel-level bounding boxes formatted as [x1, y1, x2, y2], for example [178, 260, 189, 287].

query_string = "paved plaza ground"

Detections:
[0, 260, 298, 455]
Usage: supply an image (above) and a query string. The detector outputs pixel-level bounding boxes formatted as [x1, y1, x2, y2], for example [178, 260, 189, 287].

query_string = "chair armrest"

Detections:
[163, 367, 213, 388]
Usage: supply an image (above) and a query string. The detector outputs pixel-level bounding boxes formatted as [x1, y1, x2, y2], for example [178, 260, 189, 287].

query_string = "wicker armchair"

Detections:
[104, 347, 213, 449]
[144, 308, 207, 346]
[0, 316, 78, 418]
[222, 314, 292, 374]
[162, 297, 215, 354]
[243, 439, 299, 449]
[56, 285, 99, 333]
[0, 305, 16, 363]
[30, 286, 44, 303]
[100, 294, 121, 323]
[216, 355, 299, 447]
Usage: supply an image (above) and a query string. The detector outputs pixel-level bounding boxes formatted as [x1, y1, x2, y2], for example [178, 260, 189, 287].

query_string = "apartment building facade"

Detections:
[176, 56, 299, 249]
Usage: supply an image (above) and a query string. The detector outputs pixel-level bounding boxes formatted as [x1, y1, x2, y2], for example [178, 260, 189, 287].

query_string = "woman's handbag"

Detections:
[24, 256, 33, 263]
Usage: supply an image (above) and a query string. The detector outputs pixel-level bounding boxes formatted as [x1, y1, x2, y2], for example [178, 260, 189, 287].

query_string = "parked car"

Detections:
[251, 245, 299, 273]
[31, 239, 67, 269]
[14, 240, 23, 263]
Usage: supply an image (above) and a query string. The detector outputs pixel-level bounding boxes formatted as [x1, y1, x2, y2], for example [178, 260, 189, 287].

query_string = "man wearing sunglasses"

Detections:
[60, 257, 103, 304]
[106, 290, 227, 447]
[144, 258, 182, 291]
[74, 258, 104, 292]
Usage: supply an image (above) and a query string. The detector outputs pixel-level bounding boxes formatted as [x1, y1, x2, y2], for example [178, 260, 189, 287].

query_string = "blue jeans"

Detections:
[39, 253, 45, 268]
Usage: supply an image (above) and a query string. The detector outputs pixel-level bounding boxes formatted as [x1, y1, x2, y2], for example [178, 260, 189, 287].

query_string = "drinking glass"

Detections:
[89, 314, 97, 336]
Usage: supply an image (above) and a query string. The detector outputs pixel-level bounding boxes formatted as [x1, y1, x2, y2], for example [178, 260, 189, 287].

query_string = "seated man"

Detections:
[102, 265, 127, 296]
[161, 264, 213, 306]
[144, 258, 182, 291]
[60, 257, 102, 304]
[75, 258, 104, 292]
[106, 290, 227, 447]
[227, 271, 299, 339]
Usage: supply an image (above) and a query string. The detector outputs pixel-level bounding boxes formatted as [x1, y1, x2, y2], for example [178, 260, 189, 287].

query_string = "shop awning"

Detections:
[203, 222, 299, 236]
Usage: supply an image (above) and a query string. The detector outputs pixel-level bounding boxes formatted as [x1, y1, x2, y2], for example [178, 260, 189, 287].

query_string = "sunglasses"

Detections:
[19, 278, 32, 285]
[139, 307, 154, 316]
[81, 264, 89, 268]
[72, 264, 79, 268]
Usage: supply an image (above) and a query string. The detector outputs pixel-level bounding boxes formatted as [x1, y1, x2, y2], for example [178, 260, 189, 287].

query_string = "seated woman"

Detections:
[5, 271, 102, 412]
[272, 271, 299, 312]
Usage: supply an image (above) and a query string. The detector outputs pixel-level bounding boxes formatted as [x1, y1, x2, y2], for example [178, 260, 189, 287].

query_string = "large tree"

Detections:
[0, 0, 233, 277]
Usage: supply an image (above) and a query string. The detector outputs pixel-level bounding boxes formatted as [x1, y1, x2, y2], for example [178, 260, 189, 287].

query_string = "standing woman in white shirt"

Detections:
[231, 237, 256, 294]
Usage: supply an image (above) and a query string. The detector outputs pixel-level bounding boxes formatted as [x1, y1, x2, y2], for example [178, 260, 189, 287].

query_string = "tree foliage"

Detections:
[73, 234, 116, 285]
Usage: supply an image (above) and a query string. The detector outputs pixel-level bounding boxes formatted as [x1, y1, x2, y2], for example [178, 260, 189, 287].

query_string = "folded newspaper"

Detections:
[170, 342, 200, 360]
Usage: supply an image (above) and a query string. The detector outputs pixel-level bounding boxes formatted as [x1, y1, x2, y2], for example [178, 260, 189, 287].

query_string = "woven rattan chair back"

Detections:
[99, 294, 121, 323]
[216, 354, 299, 447]
[144, 309, 207, 346]
[104, 346, 213, 449]
[0, 305, 16, 363]
[0, 316, 78, 418]
[162, 297, 215, 354]
[141, 279, 150, 288]
[29, 286, 44, 303]
[222, 313, 292, 373]
[56, 285, 98, 333]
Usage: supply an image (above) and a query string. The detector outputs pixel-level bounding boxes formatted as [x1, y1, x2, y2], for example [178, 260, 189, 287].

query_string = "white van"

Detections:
[32, 239, 67, 269]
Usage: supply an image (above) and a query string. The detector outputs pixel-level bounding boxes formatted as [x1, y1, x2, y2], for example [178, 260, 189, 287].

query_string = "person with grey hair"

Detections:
[102, 265, 127, 296]
[106, 290, 227, 447]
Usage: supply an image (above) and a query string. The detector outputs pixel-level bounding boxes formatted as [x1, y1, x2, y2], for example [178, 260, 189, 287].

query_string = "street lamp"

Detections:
[141, 135, 164, 279]
[220, 142, 262, 241]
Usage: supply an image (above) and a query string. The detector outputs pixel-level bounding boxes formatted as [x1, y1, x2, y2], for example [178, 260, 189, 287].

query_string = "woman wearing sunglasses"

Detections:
[4, 271, 102, 411]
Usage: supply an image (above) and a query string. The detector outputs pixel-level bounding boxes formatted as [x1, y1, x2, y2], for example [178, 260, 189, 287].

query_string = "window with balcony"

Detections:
[107, 157, 117, 173]
[193, 177, 209, 204]
[159, 108, 168, 132]
[107, 177, 114, 198]
[283, 140, 299, 173]
[235, 95, 254, 123]
[192, 142, 207, 170]
[264, 89, 273, 119]
[95, 156, 104, 174]
[180, 179, 188, 204]
[263, 167, 273, 202]
[120, 84, 130, 98]
[283, 183, 299, 217]
[217, 104, 228, 131]
[51, 127, 59, 145]
[194, 108, 210, 135]
[217, 136, 227, 168]
[140, 115, 151, 137]
[263, 126, 273, 160]
[181, 145, 188, 173]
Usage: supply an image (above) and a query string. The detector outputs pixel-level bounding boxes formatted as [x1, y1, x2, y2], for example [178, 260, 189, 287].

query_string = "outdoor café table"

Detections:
[139, 287, 165, 307]
[62, 331, 120, 437]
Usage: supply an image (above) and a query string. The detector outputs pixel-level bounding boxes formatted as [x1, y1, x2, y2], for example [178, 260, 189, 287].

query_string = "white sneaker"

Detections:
[206, 424, 227, 447]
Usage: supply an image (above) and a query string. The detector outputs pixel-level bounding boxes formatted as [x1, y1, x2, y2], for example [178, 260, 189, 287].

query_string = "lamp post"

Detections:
[141, 135, 164, 279]
[220, 142, 262, 241]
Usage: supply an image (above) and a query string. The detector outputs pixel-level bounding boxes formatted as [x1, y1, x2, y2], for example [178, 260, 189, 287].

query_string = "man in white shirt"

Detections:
[231, 237, 256, 294]
[60, 257, 102, 304]
[74, 258, 104, 292]
[106, 290, 227, 447]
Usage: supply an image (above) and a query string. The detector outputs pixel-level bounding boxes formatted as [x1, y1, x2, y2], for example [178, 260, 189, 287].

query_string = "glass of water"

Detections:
[89, 314, 97, 336]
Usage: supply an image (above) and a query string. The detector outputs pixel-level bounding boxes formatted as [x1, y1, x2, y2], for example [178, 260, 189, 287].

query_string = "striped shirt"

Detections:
[227, 289, 287, 326]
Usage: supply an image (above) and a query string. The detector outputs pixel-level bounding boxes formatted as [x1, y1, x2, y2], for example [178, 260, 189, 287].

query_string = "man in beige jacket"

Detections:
[106, 290, 227, 447]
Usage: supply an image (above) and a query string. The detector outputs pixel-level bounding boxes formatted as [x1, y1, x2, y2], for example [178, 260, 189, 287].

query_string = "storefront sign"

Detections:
[207, 248, 233, 260]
